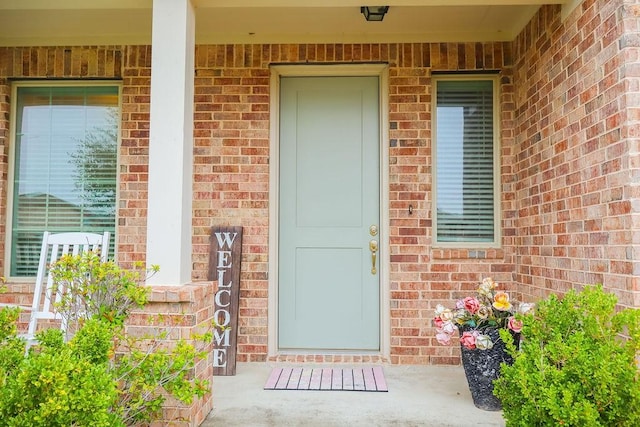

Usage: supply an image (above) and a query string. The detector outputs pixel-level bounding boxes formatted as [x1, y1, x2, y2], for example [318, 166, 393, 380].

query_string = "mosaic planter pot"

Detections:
[459, 328, 519, 411]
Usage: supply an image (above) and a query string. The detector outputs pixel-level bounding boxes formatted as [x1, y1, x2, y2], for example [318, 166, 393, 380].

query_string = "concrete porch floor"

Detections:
[202, 362, 507, 427]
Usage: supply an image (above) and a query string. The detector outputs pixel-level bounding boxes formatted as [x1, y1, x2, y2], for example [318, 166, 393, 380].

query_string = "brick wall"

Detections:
[0, 47, 214, 426]
[0, 43, 516, 363]
[0, 42, 517, 365]
[0, 46, 136, 265]
[189, 43, 517, 365]
[119, 46, 152, 269]
[129, 282, 215, 427]
[191, 57, 271, 363]
[0, 1, 638, 379]
[0, 77, 8, 275]
[512, 1, 640, 308]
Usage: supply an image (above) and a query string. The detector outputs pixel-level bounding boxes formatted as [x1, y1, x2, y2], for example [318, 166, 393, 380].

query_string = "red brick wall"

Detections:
[512, 1, 640, 308]
[0, 46, 144, 269]
[0, 2, 638, 373]
[0, 46, 155, 272]
[0, 43, 517, 364]
[0, 78, 9, 275]
[119, 46, 152, 269]
[191, 48, 272, 363]
[189, 43, 517, 364]
[129, 282, 215, 427]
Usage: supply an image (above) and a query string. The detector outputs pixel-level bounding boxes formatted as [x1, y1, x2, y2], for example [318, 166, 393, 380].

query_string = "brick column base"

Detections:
[128, 282, 215, 427]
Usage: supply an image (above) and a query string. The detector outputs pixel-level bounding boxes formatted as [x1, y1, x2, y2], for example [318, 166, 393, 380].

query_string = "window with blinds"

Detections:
[10, 85, 119, 276]
[434, 77, 499, 245]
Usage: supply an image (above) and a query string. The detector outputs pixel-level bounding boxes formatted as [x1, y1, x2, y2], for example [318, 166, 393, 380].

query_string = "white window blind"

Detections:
[10, 85, 118, 276]
[434, 79, 497, 244]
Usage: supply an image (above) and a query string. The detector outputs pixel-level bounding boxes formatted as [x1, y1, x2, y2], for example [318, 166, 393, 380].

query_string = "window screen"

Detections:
[434, 78, 497, 244]
[10, 85, 118, 276]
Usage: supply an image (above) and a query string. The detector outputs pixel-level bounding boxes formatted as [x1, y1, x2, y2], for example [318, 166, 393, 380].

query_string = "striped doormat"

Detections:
[264, 366, 388, 392]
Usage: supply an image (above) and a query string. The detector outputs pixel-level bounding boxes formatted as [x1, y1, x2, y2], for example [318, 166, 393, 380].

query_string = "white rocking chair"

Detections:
[9, 231, 110, 346]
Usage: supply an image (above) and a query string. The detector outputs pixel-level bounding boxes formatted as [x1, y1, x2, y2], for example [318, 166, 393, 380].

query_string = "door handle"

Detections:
[369, 239, 378, 275]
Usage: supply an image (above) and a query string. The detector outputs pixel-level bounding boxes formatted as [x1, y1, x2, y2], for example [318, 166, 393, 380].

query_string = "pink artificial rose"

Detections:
[433, 316, 444, 328]
[441, 321, 457, 335]
[463, 297, 481, 314]
[460, 331, 477, 350]
[508, 316, 523, 333]
[436, 331, 453, 345]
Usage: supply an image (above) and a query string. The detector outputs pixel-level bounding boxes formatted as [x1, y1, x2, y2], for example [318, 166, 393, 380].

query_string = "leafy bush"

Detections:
[494, 285, 640, 426]
[115, 331, 210, 425]
[0, 253, 211, 426]
[0, 304, 25, 388]
[48, 253, 151, 330]
[0, 325, 121, 427]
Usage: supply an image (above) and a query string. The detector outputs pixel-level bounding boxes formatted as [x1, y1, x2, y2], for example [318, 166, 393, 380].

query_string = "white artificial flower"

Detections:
[475, 334, 494, 350]
[478, 277, 497, 296]
[518, 302, 535, 315]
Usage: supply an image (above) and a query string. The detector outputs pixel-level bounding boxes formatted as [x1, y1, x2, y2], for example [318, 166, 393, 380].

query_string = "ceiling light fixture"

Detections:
[360, 6, 389, 22]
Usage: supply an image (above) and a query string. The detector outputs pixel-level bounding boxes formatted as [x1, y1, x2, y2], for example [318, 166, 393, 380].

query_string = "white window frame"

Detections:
[5, 81, 121, 279]
[432, 74, 501, 248]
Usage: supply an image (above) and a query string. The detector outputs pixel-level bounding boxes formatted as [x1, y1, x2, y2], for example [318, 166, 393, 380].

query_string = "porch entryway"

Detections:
[202, 362, 506, 426]
[274, 70, 383, 352]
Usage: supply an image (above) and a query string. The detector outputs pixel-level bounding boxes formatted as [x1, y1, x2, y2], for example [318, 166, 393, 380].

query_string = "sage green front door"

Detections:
[279, 76, 380, 351]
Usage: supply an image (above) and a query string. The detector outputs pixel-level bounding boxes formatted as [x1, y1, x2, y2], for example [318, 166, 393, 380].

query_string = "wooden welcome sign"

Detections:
[208, 226, 242, 376]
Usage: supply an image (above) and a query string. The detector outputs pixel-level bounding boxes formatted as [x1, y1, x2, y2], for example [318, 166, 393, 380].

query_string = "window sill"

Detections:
[431, 248, 504, 260]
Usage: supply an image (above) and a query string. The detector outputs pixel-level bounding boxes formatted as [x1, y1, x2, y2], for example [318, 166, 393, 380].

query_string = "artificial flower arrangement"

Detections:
[434, 278, 534, 350]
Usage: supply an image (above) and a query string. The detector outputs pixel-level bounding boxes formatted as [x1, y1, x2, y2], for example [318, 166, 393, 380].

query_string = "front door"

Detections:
[278, 76, 380, 351]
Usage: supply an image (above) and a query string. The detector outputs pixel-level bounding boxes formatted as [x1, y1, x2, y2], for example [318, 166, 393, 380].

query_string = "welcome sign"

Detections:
[208, 226, 242, 376]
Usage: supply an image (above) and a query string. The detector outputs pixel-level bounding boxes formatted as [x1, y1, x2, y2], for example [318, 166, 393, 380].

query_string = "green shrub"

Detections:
[0, 304, 24, 388]
[115, 332, 210, 425]
[0, 326, 121, 427]
[494, 285, 640, 427]
[0, 253, 211, 426]
[48, 252, 151, 329]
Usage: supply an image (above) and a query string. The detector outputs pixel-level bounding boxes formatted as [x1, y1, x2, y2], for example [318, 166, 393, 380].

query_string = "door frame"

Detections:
[267, 64, 390, 359]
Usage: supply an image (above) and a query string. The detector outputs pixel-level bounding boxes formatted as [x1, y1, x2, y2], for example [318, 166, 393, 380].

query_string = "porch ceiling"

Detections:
[0, 0, 573, 46]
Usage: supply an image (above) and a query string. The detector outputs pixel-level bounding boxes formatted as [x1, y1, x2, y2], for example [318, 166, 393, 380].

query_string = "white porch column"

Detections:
[146, 0, 195, 285]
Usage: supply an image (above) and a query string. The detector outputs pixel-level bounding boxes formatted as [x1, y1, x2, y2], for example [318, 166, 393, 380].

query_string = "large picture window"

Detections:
[433, 76, 499, 246]
[9, 84, 119, 276]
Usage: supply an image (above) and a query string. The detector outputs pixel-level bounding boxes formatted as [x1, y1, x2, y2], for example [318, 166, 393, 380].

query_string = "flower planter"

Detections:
[459, 328, 517, 411]
[432, 278, 532, 411]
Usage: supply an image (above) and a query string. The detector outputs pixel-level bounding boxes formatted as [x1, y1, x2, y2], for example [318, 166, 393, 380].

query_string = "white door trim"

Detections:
[268, 64, 390, 359]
